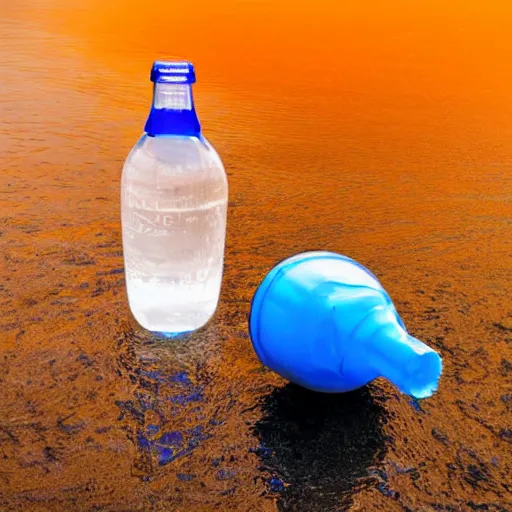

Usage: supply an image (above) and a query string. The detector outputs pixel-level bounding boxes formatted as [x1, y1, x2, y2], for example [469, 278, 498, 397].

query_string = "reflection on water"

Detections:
[0, 0, 511, 510]
[115, 327, 227, 478]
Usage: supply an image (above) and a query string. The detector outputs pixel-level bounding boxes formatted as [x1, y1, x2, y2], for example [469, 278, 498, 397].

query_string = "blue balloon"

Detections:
[249, 252, 442, 399]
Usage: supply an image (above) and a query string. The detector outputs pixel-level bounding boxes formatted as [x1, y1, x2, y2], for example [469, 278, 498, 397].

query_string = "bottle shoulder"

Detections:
[123, 133, 226, 176]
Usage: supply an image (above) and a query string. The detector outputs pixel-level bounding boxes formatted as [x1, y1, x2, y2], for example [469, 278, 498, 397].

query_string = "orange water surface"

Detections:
[1, 1, 511, 510]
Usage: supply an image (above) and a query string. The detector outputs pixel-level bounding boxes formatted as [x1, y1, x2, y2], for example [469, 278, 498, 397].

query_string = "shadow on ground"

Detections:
[254, 383, 388, 511]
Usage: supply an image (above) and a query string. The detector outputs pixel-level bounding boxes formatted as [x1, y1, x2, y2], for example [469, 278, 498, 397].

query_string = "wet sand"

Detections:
[0, 1, 511, 510]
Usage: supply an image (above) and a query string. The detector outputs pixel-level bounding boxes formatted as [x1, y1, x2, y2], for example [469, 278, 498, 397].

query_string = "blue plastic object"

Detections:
[144, 60, 201, 138]
[249, 251, 442, 399]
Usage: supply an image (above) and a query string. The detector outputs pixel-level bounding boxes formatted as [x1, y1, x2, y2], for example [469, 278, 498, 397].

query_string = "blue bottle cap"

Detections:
[150, 61, 196, 84]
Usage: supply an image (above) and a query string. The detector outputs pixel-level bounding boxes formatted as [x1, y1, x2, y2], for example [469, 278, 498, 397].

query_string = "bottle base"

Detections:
[131, 305, 215, 335]
[125, 277, 221, 335]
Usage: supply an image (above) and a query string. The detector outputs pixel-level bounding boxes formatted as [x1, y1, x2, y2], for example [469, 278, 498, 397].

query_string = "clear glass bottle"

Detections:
[121, 61, 228, 334]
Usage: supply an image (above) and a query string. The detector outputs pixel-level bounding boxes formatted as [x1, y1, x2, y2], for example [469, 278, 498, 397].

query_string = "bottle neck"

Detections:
[364, 311, 442, 399]
[144, 83, 201, 138]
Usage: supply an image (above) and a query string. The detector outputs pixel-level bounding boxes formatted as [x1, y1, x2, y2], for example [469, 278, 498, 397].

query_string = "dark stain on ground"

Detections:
[254, 384, 388, 511]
